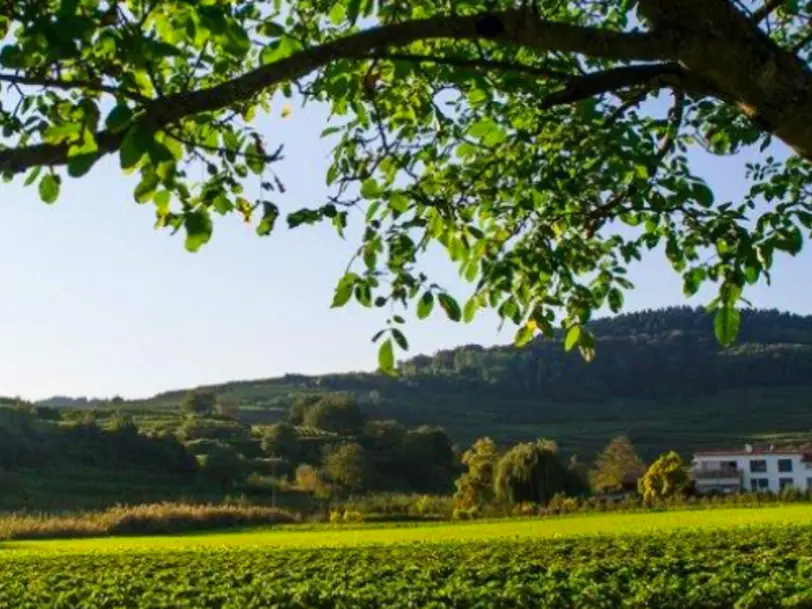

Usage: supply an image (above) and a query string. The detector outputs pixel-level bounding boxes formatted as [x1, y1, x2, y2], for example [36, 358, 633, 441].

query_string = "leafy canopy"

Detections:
[1, 0, 811, 370]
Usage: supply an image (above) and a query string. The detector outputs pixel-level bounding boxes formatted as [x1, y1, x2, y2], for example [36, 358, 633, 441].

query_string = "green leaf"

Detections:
[515, 324, 534, 347]
[331, 274, 356, 308]
[222, 21, 251, 57]
[67, 153, 97, 178]
[346, 0, 363, 24]
[360, 178, 381, 199]
[438, 293, 461, 322]
[378, 338, 395, 372]
[256, 202, 279, 236]
[775, 226, 803, 255]
[564, 325, 582, 352]
[417, 292, 434, 319]
[328, 3, 345, 24]
[105, 104, 133, 133]
[691, 182, 715, 207]
[714, 306, 740, 346]
[719, 281, 742, 307]
[260, 21, 286, 36]
[134, 173, 160, 203]
[607, 288, 624, 314]
[578, 328, 596, 361]
[23, 166, 42, 187]
[391, 328, 409, 350]
[683, 268, 705, 297]
[184, 209, 213, 252]
[119, 124, 153, 170]
[462, 297, 478, 323]
[38, 173, 60, 204]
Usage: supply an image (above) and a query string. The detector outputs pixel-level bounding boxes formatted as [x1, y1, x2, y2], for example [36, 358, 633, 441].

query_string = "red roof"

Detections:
[695, 449, 812, 459]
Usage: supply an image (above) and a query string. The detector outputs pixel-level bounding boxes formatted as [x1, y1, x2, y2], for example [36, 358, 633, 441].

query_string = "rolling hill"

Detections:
[53, 306, 808, 460]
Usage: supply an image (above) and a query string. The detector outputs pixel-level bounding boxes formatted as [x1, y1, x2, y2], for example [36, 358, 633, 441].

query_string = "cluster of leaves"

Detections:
[4, 525, 812, 607]
[3, 0, 811, 372]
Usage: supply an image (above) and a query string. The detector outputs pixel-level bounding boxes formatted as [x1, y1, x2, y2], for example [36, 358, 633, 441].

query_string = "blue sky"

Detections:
[1, 97, 809, 401]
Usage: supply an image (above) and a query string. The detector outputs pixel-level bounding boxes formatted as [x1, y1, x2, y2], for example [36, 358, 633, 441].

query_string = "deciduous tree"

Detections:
[494, 438, 572, 506]
[638, 450, 689, 503]
[323, 442, 372, 494]
[454, 436, 499, 509]
[181, 390, 217, 418]
[3, 0, 811, 363]
[591, 435, 646, 493]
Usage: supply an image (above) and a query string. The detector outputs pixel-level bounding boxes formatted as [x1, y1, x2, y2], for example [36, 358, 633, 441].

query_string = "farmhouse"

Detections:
[690, 445, 812, 494]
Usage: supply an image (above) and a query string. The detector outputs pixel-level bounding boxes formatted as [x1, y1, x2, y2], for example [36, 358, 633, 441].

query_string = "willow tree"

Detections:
[2, 0, 810, 368]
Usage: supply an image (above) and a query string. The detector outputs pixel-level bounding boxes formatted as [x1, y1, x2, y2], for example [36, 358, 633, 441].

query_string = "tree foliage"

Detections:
[590, 435, 646, 493]
[323, 441, 372, 494]
[638, 450, 689, 503]
[493, 439, 577, 505]
[2, 1, 811, 367]
[454, 436, 499, 509]
[301, 395, 366, 435]
[181, 390, 217, 417]
[261, 422, 301, 459]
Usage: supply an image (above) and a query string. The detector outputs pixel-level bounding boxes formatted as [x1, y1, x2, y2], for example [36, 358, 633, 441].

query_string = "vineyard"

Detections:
[2, 510, 812, 608]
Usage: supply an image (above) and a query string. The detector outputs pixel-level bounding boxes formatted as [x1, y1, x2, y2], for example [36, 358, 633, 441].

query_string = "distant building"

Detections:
[690, 445, 812, 494]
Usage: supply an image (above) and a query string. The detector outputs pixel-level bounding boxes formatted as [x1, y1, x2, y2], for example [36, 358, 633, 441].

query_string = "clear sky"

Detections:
[1, 96, 809, 401]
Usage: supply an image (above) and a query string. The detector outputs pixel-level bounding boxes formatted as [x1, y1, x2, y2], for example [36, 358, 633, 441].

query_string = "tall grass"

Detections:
[0, 502, 296, 541]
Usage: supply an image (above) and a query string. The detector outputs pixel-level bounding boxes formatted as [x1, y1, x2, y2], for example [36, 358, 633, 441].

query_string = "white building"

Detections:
[690, 446, 812, 494]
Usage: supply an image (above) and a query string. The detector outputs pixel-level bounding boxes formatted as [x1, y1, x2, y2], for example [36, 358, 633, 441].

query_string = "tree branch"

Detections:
[360, 52, 572, 80]
[752, 0, 786, 24]
[540, 62, 706, 109]
[0, 10, 675, 175]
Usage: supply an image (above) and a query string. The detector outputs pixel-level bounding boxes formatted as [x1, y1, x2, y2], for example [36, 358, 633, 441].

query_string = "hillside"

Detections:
[76, 306, 812, 460]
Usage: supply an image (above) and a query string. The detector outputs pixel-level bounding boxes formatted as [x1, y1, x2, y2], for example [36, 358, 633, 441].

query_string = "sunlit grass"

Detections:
[4, 504, 811, 556]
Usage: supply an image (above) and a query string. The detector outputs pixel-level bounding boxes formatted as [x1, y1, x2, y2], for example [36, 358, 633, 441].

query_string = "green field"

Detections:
[3, 504, 811, 554]
[3, 507, 812, 608]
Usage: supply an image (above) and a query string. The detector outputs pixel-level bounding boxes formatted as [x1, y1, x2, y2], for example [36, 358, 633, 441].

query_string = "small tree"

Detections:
[181, 390, 217, 417]
[494, 439, 571, 506]
[198, 445, 243, 492]
[261, 422, 300, 459]
[638, 451, 689, 504]
[303, 395, 365, 435]
[591, 436, 646, 494]
[294, 464, 333, 501]
[454, 437, 499, 510]
[323, 442, 372, 495]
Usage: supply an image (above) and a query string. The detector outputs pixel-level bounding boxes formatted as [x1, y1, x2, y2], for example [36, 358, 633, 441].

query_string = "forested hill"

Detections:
[43, 307, 812, 458]
[398, 306, 812, 401]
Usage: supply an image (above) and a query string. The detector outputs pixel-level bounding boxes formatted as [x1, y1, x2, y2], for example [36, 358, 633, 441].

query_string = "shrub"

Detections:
[0, 502, 297, 541]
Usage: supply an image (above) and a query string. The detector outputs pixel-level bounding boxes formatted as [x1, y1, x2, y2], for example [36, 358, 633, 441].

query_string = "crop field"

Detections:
[2, 507, 812, 608]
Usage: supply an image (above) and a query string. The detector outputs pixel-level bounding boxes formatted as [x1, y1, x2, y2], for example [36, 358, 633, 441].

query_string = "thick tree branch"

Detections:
[540, 62, 712, 109]
[0, 10, 674, 175]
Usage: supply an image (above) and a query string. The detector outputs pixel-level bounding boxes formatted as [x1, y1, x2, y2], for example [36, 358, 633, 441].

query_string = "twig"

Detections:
[0, 73, 149, 102]
[752, 0, 786, 24]
[791, 29, 812, 53]
[362, 52, 571, 80]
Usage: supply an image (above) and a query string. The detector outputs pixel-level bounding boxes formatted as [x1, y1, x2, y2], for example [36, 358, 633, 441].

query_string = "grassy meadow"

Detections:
[3, 504, 811, 554]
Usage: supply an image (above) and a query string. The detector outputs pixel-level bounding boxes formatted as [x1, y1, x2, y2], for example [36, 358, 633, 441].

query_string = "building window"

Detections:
[778, 459, 793, 473]
[750, 478, 769, 491]
[720, 460, 737, 470]
[779, 478, 794, 490]
[807, 478, 812, 490]
[749, 459, 767, 473]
